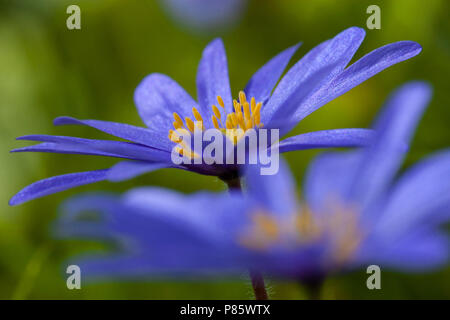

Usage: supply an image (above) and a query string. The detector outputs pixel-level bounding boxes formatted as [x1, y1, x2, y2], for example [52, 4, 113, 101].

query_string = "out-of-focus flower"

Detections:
[11, 27, 421, 205]
[159, 0, 247, 33]
[300, 82, 449, 273]
[55, 82, 449, 282]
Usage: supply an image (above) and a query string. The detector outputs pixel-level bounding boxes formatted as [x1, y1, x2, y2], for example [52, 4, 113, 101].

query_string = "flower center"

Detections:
[239, 206, 363, 265]
[168, 91, 263, 149]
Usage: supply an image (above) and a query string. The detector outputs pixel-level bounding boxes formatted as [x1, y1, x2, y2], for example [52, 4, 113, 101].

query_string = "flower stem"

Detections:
[249, 270, 269, 300]
[222, 176, 241, 190]
[222, 176, 269, 300]
[301, 276, 324, 300]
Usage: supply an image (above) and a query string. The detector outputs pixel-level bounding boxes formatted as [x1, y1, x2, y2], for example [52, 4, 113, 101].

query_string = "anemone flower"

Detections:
[159, 0, 247, 33]
[10, 27, 421, 205]
[55, 82, 449, 299]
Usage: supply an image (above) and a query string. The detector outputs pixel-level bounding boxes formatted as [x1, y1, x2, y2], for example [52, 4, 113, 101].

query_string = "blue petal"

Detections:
[54, 116, 172, 151]
[304, 151, 362, 214]
[58, 190, 220, 243]
[286, 41, 422, 132]
[122, 187, 249, 239]
[107, 161, 174, 182]
[309, 41, 422, 117]
[9, 169, 109, 206]
[276, 129, 374, 153]
[11, 142, 122, 158]
[244, 43, 301, 103]
[349, 81, 432, 212]
[374, 149, 450, 238]
[360, 231, 449, 271]
[264, 27, 366, 128]
[15, 135, 171, 162]
[134, 73, 198, 132]
[196, 39, 233, 122]
[56, 190, 249, 278]
[244, 158, 299, 217]
[56, 221, 118, 241]
[58, 193, 120, 223]
[161, 0, 246, 33]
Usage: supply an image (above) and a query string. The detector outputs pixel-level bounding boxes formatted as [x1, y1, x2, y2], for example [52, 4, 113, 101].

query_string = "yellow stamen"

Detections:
[245, 118, 252, 130]
[243, 102, 251, 120]
[251, 97, 256, 114]
[296, 208, 321, 242]
[225, 118, 233, 129]
[254, 102, 262, 115]
[239, 91, 247, 105]
[175, 147, 183, 156]
[233, 100, 240, 114]
[168, 130, 180, 143]
[230, 113, 237, 127]
[195, 121, 204, 131]
[238, 213, 280, 250]
[212, 105, 221, 120]
[237, 112, 245, 128]
[254, 113, 261, 127]
[170, 129, 187, 145]
[217, 96, 225, 108]
[185, 117, 195, 132]
[238, 205, 362, 262]
[253, 214, 279, 240]
[173, 121, 182, 130]
[173, 112, 184, 128]
[212, 115, 220, 129]
[192, 107, 203, 122]
[169, 91, 264, 145]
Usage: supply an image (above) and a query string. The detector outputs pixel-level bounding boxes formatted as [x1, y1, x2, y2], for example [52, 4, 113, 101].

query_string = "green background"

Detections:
[0, 0, 449, 299]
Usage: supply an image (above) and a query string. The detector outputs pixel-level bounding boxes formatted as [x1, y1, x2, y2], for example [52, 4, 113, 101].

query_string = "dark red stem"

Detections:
[222, 176, 269, 300]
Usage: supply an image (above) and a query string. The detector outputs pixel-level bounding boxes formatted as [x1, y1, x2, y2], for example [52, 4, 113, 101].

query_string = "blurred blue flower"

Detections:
[159, 0, 247, 33]
[11, 27, 422, 205]
[55, 82, 450, 282]
[300, 82, 450, 273]
[57, 82, 450, 280]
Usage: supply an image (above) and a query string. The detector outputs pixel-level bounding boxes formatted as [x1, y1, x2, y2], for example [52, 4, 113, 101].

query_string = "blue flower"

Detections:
[159, 0, 247, 33]
[11, 27, 422, 205]
[300, 82, 450, 273]
[55, 82, 449, 283]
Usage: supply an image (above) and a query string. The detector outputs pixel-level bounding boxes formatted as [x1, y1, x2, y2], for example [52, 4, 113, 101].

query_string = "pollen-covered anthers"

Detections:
[168, 128, 199, 159]
[218, 91, 263, 132]
[170, 91, 263, 138]
[295, 207, 322, 243]
[238, 206, 363, 264]
[238, 210, 321, 251]
[325, 207, 362, 265]
[172, 111, 203, 133]
[239, 212, 281, 251]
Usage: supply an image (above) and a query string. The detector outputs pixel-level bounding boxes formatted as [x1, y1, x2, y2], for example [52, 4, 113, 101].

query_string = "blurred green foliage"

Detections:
[0, 0, 449, 299]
